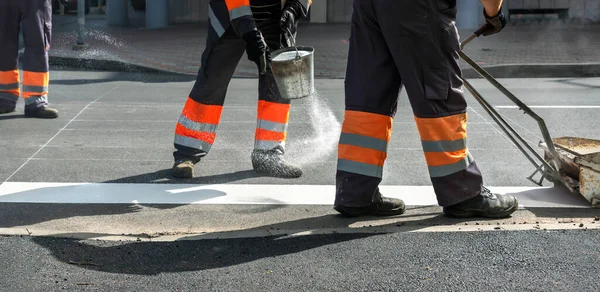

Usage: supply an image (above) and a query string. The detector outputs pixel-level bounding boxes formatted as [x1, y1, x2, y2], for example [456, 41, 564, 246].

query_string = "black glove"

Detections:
[280, 1, 305, 47]
[242, 30, 271, 75]
[482, 7, 507, 36]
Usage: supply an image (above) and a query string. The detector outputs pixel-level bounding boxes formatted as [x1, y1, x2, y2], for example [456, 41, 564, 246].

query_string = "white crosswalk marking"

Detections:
[495, 105, 600, 109]
[0, 182, 590, 208]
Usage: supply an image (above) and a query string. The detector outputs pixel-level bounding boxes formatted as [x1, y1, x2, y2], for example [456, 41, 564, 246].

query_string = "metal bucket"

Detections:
[270, 46, 315, 100]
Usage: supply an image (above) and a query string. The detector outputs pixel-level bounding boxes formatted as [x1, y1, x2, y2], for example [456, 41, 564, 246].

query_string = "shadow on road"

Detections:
[103, 169, 266, 184]
[0, 202, 186, 228]
[553, 78, 600, 89]
[0, 114, 25, 121]
[509, 184, 600, 218]
[30, 213, 481, 275]
[525, 207, 600, 218]
[13, 186, 600, 275]
[32, 231, 377, 275]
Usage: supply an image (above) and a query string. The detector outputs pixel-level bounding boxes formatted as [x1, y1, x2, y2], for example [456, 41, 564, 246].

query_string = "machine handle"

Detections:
[460, 23, 494, 50]
[457, 22, 565, 182]
[474, 23, 494, 37]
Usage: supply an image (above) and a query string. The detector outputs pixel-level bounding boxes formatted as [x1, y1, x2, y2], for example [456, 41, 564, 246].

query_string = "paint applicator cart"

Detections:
[458, 24, 600, 208]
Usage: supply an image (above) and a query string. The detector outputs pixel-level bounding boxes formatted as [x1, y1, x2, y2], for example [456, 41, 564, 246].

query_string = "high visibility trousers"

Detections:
[173, 2, 290, 162]
[0, 0, 52, 109]
[336, 0, 484, 208]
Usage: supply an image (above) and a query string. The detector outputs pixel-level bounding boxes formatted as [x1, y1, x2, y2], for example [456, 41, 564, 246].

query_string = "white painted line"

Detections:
[495, 105, 600, 109]
[0, 182, 590, 208]
[467, 106, 514, 144]
[72, 119, 494, 125]
[2, 85, 122, 183]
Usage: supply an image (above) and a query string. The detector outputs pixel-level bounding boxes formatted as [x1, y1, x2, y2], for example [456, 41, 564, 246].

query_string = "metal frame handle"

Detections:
[460, 23, 493, 50]
[458, 24, 564, 186]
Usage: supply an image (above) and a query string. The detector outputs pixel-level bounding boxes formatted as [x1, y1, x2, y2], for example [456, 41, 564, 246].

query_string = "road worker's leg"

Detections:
[371, 0, 482, 207]
[0, 0, 21, 114]
[21, 0, 58, 118]
[373, 0, 517, 218]
[250, 2, 303, 178]
[334, 0, 405, 216]
[172, 4, 246, 178]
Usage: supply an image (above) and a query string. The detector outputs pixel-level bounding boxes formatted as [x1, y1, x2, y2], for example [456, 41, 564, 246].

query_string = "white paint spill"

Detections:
[77, 29, 126, 60]
[53, 29, 129, 64]
[288, 91, 342, 166]
[87, 30, 125, 48]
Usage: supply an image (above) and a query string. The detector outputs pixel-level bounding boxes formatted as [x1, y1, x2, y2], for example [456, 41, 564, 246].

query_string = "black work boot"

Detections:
[334, 193, 406, 217]
[172, 159, 195, 179]
[251, 146, 303, 178]
[0, 106, 16, 114]
[443, 187, 519, 218]
[0, 102, 16, 114]
[25, 106, 59, 119]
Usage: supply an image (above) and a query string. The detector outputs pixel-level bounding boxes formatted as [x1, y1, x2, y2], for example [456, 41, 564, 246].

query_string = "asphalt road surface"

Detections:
[2, 230, 600, 291]
[1, 71, 600, 290]
[2, 71, 599, 186]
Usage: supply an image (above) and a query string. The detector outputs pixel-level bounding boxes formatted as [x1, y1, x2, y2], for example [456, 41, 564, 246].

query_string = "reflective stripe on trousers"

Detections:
[174, 97, 223, 153]
[415, 113, 473, 178]
[22, 71, 49, 105]
[174, 98, 291, 153]
[0, 71, 49, 105]
[255, 100, 290, 150]
[0, 70, 20, 102]
[337, 110, 391, 179]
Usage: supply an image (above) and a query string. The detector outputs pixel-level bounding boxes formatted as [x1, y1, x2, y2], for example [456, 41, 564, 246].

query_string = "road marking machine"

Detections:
[460, 24, 600, 208]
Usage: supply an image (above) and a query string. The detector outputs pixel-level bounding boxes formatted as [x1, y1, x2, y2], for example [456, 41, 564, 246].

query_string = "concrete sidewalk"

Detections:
[43, 14, 600, 78]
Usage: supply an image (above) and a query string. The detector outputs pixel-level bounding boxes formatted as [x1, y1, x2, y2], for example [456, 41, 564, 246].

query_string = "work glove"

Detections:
[280, 0, 305, 47]
[242, 30, 271, 75]
[481, 7, 507, 36]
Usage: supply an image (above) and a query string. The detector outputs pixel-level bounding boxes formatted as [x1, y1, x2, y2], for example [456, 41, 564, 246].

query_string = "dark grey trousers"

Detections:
[0, 0, 52, 109]
[335, 0, 484, 208]
[173, 0, 291, 162]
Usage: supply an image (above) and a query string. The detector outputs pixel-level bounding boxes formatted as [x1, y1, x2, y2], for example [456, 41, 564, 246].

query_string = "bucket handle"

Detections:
[283, 27, 307, 98]
[285, 27, 301, 60]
